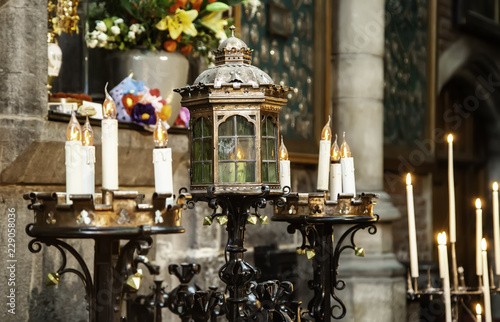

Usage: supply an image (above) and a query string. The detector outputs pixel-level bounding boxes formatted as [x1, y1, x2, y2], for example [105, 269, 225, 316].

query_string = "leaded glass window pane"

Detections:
[192, 117, 213, 184]
[218, 115, 256, 183]
[261, 116, 278, 183]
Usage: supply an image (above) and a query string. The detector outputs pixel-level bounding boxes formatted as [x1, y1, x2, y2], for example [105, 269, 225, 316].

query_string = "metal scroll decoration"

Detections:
[330, 216, 379, 319]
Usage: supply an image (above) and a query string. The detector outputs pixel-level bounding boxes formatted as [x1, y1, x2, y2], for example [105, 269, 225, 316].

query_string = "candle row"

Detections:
[406, 133, 498, 322]
[64, 87, 173, 204]
[316, 117, 356, 200]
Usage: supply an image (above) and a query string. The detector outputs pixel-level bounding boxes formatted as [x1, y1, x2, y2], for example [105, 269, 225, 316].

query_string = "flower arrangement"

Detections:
[86, 0, 245, 57]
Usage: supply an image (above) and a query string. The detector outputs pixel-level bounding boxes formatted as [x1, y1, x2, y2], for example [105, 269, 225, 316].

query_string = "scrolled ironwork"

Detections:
[26, 229, 95, 319]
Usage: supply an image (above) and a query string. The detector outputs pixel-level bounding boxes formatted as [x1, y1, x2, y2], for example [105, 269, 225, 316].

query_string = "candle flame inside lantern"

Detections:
[279, 136, 289, 161]
[493, 182, 498, 191]
[406, 173, 412, 185]
[476, 198, 482, 209]
[476, 303, 482, 315]
[103, 83, 117, 119]
[153, 118, 168, 148]
[482, 238, 487, 251]
[438, 231, 447, 245]
[82, 116, 94, 146]
[340, 132, 351, 158]
[237, 149, 243, 160]
[330, 134, 340, 162]
[66, 113, 82, 141]
[447, 134, 453, 143]
[321, 116, 332, 141]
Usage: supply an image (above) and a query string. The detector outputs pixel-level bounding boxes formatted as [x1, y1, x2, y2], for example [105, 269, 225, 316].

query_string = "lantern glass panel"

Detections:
[237, 138, 255, 160]
[217, 115, 257, 183]
[219, 163, 235, 182]
[192, 117, 213, 184]
[237, 117, 255, 136]
[261, 117, 278, 183]
[219, 138, 236, 160]
[237, 162, 256, 182]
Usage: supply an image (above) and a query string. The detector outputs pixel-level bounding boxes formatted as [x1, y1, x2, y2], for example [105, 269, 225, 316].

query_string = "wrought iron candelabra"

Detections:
[24, 187, 378, 322]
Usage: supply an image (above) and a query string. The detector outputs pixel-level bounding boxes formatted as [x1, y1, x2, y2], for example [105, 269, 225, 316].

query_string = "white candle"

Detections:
[448, 134, 456, 243]
[153, 118, 173, 205]
[81, 116, 95, 196]
[279, 136, 291, 191]
[65, 113, 83, 204]
[340, 132, 356, 195]
[477, 304, 482, 322]
[102, 85, 119, 190]
[493, 182, 500, 275]
[406, 173, 419, 278]
[437, 232, 451, 322]
[482, 239, 492, 322]
[317, 116, 331, 191]
[329, 134, 342, 201]
[477, 198, 483, 276]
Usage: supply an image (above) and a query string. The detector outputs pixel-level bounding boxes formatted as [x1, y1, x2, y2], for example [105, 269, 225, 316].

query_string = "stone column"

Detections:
[331, 0, 406, 321]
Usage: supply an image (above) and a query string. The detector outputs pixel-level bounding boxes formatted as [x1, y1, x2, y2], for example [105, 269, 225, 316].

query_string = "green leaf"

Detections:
[206, 2, 230, 11]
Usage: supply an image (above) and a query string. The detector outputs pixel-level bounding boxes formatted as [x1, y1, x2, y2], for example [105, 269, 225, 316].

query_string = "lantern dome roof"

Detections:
[192, 26, 274, 88]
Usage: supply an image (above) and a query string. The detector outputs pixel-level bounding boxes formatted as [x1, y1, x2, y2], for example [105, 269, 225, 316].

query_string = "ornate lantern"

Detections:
[175, 27, 290, 193]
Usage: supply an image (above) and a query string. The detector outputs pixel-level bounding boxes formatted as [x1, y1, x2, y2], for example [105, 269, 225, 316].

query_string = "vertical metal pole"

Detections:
[94, 238, 120, 322]
[309, 224, 333, 321]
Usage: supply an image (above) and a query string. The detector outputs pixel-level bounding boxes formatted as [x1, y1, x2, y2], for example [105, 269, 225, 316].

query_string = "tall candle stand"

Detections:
[406, 265, 499, 321]
[23, 190, 190, 322]
[273, 192, 379, 320]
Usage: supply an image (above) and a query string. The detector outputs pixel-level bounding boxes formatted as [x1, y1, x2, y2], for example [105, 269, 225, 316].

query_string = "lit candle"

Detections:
[447, 134, 456, 243]
[65, 113, 83, 203]
[493, 182, 500, 275]
[81, 116, 95, 196]
[482, 239, 492, 322]
[477, 304, 482, 322]
[102, 84, 119, 190]
[437, 232, 451, 322]
[477, 198, 483, 276]
[406, 173, 419, 278]
[279, 136, 291, 191]
[340, 132, 356, 195]
[317, 116, 331, 191]
[153, 117, 173, 205]
[329, 134, 342, 202]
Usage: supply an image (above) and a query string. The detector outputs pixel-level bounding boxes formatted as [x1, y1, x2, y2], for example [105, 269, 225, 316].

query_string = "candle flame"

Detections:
[82, 116, 94, 146]
[494, 182, 499, 191]
[320, 116, 332, 141]
[437, 232, 447, 245]
[102, 83, 117, 119]
[447, 134, 453, 143]
[406, 173, 412, 185]
[279, 136, 289, 161]
[482, 238, 487, 251]
[330, 134, 341, 162]
[476, 198, 482, 209]
[340, 132, 351, 158]
[153, 117, 168, 147]
[66, 113, 82, 141]
[476, 303, 482, 315]
[237, 149, 242, 160]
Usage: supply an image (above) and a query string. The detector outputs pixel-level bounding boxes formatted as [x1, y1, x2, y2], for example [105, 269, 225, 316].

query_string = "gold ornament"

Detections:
[306, 249, 316, 259]
[246, 215, 258, 225]
[46, 272, 60, 286]
[203, 216, 213, 226]
[354, 247, 365, 257]
[217, 216, 228, 226]
[126, 269, 143, 290]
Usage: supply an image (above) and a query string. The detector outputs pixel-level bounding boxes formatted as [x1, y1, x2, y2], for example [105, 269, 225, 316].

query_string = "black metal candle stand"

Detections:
[406, 268, 500, 321]
[24, 187, 379, 322]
